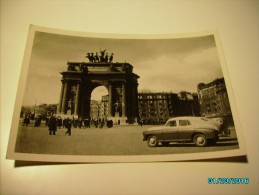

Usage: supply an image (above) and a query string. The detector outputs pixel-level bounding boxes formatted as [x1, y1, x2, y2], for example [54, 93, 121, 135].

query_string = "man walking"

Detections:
[48, 114, 57, 135]
[65, 118, 72, 136]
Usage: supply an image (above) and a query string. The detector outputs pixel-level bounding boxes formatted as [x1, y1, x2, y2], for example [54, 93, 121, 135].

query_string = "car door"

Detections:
[163, 120, 179, 141]
[177, 119, 193, 140]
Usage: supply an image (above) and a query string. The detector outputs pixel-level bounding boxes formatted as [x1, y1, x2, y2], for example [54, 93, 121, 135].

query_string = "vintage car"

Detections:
[143, 116, 221, 147]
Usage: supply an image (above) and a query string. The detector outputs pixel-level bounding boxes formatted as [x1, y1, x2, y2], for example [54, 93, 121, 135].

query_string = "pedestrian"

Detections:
[94, 118, 98, 128]
[65, 118, 72, 136]
[34, 115, 41, 127]
[62, 118, 68, 128]
[99, 118, 104, 129]
[45, 116, 49, 126]
[85, 118, 90, 128]
[23, 114, 30, 126]
[107, 120, 113, 128]
[57, 116, 63, 129]
[140, 119, 144, 127]
[78, 118, 82, 128]
[48, 115, 57, 135]
[73, 118, 78, 128]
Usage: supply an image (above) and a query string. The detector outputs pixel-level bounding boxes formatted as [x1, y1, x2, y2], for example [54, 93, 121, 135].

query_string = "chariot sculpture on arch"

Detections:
[85, 49, 114, 63]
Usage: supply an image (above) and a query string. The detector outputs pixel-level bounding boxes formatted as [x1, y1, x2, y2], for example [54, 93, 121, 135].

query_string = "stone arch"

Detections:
[57, 62, 139, 124]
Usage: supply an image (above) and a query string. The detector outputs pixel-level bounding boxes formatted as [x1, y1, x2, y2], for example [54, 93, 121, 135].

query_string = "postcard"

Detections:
[6, 25, 246, 162]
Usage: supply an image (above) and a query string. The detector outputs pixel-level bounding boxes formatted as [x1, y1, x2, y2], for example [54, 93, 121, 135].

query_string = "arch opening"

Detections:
[90, 86, 108, 119]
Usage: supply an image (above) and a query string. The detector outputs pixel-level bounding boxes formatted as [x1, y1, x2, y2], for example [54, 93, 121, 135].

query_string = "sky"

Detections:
[22, 31, 223, 105]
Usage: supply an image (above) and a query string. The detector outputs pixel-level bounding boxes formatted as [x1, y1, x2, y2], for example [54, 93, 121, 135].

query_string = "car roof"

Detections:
[167, 116, 206, 122]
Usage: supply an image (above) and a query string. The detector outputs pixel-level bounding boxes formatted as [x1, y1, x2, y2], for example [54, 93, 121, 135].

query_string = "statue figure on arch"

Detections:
[104, 52, 109, 63]
[99, 49, 107, 62]
[94, 52, 99, 62]
[67, 98, 75, 115]
[113, 100, 121, 114]
[109, 53, 114, 63]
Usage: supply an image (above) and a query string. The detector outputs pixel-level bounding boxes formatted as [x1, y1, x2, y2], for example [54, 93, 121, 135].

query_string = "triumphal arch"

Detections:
[57, 51, 139, 124]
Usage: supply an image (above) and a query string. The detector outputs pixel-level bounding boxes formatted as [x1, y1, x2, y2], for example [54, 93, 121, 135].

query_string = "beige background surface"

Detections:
[1, 0, 258, 194]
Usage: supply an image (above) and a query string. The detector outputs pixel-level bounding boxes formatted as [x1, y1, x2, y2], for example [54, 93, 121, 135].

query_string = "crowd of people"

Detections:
[21, 113, 114, 136]
[23, 114, 42, 127]
[48, 116, 113, 129]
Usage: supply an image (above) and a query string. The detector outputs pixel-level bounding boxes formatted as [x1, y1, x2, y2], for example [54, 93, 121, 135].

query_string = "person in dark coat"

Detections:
[65, 118, 72, 136]
[23, 115, 30, 126]
[84, 118, 90, 128]
[48, 115, 57, 135]
[62, 118, 68, 128]
[140, 119, 144, 127]
[34, 116, 40, 127]
[57, 116, 63, 129]
[78, 118, 82, 128]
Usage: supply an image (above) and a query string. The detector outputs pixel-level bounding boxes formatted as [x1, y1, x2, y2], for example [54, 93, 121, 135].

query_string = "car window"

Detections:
[166, 120, 177, 127]
[179, 120, 190, 126]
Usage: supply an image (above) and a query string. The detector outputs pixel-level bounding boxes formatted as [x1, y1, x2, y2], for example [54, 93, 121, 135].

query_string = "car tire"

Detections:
[193, 134, 207, 147]
[147, 135, 158, 147]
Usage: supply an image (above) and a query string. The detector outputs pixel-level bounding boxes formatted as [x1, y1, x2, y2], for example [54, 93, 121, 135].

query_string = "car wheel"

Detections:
[193, 134, 207, 147]
[147, 135, 158, 147]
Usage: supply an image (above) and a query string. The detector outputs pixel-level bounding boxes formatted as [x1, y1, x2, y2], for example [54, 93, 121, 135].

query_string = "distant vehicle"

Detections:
[203, 116, 231, 136]
[142, 117, 221, 147]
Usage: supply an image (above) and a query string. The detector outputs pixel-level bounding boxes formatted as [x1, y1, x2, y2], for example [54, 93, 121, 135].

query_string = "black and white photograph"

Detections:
[7, 25, 246, 162]
[2, 1, 258, 195]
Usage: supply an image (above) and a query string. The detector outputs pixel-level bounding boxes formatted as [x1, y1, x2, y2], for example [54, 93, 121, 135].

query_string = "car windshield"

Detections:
[166, 120, 177, 127]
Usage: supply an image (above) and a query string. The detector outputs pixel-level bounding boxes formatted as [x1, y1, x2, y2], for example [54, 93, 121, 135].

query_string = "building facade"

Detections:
[100, 95, 109, 118]
[138, 91, 200, 124]
[90, 100, 99, 119]
[197, 78, 232, 118]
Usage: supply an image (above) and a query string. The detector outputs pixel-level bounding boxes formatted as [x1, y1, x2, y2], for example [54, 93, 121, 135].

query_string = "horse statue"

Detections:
[85, 53, 95, 63]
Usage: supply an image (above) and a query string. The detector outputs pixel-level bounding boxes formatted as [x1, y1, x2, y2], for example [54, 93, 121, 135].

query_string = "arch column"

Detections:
[134, 83, 139, 117]
[121, 82, 126, 117]
[74, 81, 80, 115]
[61, 80, 68, 114]
[108, 83, 113, 117]
[57, 80, 65, 113]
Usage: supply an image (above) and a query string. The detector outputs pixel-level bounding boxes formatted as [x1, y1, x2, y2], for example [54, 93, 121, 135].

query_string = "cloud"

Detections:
[136, 46, 223, 93]
[22, 31, 222, 105]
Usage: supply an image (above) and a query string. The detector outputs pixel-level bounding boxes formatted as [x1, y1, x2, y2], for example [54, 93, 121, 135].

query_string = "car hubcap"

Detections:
[197, 137, 204, 144]
[150, 137, 156, 144]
